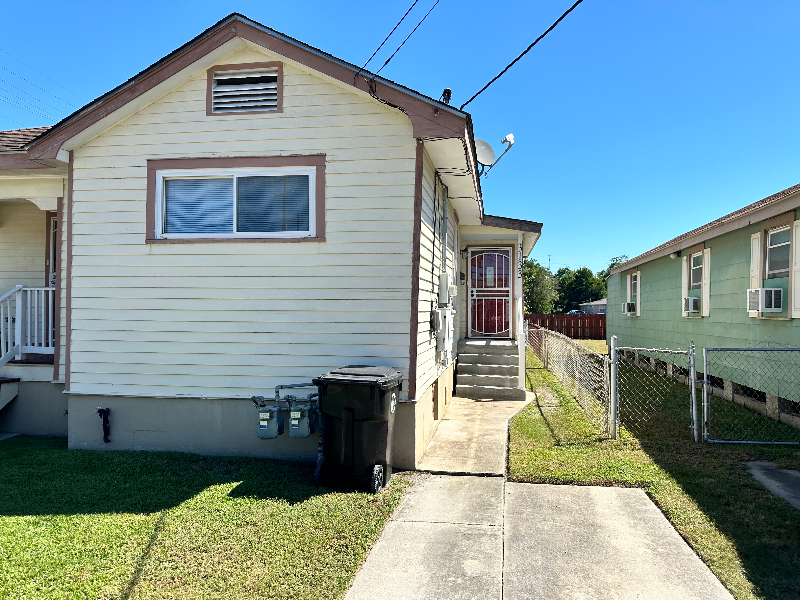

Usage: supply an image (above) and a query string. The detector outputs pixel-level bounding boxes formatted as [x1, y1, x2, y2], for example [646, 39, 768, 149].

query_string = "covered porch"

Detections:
[0, 192, 61, 370]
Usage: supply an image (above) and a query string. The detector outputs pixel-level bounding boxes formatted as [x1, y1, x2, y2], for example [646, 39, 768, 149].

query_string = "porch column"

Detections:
[517, 233, 525, 389]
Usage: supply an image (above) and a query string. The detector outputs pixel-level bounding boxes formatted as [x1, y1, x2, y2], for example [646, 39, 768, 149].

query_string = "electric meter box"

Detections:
[253, 399, 285, 439]
[288, 402, 317, 439]
[438, 273, 452, 306]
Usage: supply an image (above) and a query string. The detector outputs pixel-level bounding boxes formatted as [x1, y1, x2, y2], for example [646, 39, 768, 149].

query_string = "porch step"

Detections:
[0, 377, 20, 413]
[457, 353, 519, 366]
[457, 362, 518, 376]
[456, 373, 519, 388]
[455, 384, 527, 401]
[457, 339, 519, 356]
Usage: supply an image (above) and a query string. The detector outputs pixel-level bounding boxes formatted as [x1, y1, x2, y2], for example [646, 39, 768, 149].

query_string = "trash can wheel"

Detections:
[370, 464, 384, 494]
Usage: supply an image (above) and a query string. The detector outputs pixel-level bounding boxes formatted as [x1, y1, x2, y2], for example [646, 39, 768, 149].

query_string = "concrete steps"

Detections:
[455, 340, 526, 401]
[0, 377, 20, 413]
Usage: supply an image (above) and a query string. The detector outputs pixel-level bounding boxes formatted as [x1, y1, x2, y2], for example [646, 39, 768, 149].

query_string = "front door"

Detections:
[468, 248, 512, 338]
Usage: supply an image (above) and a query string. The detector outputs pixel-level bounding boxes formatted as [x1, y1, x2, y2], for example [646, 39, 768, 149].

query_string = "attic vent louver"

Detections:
[211, 68, 279, 113]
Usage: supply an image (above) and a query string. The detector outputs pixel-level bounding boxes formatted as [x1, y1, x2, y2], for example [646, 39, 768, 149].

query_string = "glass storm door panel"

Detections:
[469, 248, 512, 338]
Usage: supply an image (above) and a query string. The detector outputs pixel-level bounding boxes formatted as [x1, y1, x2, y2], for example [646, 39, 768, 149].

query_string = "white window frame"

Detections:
[630, 272, 638, 304]
[766, 225, 791, 279]
[155, 167, 317, 240]
[690, 251, 703, 290]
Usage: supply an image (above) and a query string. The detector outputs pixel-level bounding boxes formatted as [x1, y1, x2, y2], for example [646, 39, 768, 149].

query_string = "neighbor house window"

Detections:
[155, 167, 316, 239]
[690, 252, 703, 289]
[631, 272, 638, 303]
[766, 226, 790, 279]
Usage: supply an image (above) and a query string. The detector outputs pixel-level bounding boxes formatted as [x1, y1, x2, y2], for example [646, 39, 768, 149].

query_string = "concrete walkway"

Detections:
[346, 475, 733, 600]
[345, 396, 734, 600]
[416, 396, 530, 475]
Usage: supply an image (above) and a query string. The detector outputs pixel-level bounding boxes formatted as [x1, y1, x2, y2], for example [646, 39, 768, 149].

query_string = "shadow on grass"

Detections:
[616, 367, 800, 600]
[0, 436, 326, 517]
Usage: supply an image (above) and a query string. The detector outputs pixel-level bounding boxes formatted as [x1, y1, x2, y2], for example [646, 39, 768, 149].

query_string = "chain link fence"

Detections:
[526, 325, 800, 446]
[526, 326, 611, 435]
[615, 346, 696, 441]
[703, 346, 800, 444]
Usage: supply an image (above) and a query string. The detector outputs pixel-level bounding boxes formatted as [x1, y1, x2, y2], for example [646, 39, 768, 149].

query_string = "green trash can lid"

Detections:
[313, 365, 403, 390]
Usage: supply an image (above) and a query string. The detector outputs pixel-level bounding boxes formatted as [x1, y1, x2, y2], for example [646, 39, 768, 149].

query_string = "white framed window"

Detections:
[155, 167, 316, 239]
[690, 252, 703, 289]
[766, 225, 790, 279]
[630, 272, 638, 304]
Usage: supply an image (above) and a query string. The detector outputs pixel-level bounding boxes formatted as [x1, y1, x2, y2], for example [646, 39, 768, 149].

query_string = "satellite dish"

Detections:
[475, 139, 495, 166]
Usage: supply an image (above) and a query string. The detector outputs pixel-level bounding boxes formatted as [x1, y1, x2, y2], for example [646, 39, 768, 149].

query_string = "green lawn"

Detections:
[576, 339, 608, 355]
[0, 437, 409, 600]
[510, 352, 800, 600]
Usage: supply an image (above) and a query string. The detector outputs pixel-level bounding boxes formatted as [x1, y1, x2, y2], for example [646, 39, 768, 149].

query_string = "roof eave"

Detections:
[610, 184, 800, 275]
[26, 13, 470, 158]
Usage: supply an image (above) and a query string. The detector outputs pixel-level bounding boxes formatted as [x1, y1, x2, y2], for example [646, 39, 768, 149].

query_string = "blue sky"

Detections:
[3, 1, 799, 273]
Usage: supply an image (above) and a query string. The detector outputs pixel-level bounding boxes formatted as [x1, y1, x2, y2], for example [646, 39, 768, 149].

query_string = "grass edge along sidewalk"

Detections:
[0, 437, 410, 600]
[509, 351, 800, 600]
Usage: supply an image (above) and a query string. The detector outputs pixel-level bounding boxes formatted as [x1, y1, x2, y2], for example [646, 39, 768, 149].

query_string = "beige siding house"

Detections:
[0, 13, 540, 468]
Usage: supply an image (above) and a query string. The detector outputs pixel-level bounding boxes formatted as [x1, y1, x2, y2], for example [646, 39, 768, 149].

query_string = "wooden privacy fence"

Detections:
[524, 313, 606, 340]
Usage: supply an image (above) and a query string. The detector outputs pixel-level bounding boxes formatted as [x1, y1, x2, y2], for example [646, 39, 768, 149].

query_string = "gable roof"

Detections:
[26, 13, 474, 160]
[0, 127, 52, 152]
[611, 181, 800, 274]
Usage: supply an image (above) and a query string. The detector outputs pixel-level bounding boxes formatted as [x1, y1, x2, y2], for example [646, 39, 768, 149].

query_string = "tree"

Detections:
[597, 255, 629, 296]
[522, 259, 557, 314]
[554, 266, 604, 313]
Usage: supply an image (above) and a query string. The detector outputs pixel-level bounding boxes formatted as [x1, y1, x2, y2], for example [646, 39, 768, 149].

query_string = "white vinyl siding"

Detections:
[414, 149, 457, 398]
[68, 47, 416, 397]
[0, 201, 46, 293]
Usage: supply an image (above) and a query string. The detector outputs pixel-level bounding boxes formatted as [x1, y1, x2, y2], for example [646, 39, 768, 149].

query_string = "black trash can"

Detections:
[312, 365, 402, 493]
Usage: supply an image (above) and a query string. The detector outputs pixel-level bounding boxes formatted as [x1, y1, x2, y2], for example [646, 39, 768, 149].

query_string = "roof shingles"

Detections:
[0, 127, 52, 153]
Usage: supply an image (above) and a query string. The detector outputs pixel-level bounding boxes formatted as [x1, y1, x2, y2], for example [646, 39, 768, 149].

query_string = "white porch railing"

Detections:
[0, 285, 56, 369]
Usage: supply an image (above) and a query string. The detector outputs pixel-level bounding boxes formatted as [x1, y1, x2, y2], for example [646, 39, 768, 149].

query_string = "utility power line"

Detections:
[0, 111, 26, 128]
[0, 76, 65, 117]
[0, 94, 56, 122]
[0, 63, 78, 108]
[373, 0, 440, 77]
[354, 0, 420, 82]
[0, 47, 83, 100]
[460, 0, 586, 110]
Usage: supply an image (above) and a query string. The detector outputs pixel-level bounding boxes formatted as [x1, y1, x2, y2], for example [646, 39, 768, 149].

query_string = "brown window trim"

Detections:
[206, 62, 283, 116]
[145, 155, 325, 244]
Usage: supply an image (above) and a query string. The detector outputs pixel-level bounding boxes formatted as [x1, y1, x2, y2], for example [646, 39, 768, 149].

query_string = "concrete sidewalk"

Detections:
[416, 396, 531, 475]
[346, 475, 734, 600]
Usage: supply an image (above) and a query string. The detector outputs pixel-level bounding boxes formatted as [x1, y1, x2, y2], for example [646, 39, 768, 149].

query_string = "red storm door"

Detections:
[469, 248, 512, 338]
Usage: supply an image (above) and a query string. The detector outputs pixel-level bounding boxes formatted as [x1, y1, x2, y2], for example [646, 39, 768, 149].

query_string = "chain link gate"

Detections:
[610, 337, 697, 442]
[702, 346, 800, 445]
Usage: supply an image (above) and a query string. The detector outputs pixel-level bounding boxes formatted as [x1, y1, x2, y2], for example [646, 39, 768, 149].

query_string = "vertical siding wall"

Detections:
[414, 150, 458, 397]
[68, 47, 417, 398]
[607, 223, 800, 351]
[0, 201, 46, 292]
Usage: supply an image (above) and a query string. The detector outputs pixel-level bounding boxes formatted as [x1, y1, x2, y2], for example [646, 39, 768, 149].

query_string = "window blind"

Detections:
[237, 175, 310, 233]
[164, 178, 233, 234]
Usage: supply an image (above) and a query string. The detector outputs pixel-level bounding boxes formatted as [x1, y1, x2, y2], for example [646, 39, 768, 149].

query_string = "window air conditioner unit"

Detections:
[621, 302, 636, 315]
[683, 297, 700, 313]
[747, 288, 783, 313]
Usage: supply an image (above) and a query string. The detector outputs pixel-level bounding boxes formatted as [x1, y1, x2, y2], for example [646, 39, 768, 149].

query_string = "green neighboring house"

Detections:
[607, 182, 800, 410]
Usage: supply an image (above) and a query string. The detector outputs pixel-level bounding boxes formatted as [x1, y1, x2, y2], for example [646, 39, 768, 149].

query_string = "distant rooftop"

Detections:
[0, 127, 53, 153]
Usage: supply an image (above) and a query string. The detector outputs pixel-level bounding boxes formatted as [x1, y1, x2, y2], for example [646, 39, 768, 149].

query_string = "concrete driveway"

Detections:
[346, 474, 733, 600]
